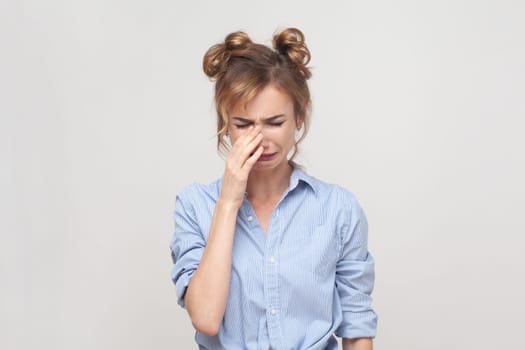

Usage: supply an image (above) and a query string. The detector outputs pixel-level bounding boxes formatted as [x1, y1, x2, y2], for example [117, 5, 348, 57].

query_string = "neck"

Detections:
[246, 162, 293, 203]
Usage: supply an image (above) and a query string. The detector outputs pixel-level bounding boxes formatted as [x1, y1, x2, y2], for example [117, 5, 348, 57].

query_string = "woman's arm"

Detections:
[334, 193, 377, 342]
[183, 126, 263, 336]
[343, 338, 373, 350]
[184, 199, 239, 336]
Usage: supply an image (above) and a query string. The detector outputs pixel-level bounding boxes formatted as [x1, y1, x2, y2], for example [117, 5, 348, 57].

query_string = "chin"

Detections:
[253, 156, 288, 171]
[252, 162, 275, 171]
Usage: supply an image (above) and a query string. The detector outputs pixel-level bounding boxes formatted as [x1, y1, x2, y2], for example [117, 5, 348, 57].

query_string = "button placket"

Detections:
[264, 204, 284, 349]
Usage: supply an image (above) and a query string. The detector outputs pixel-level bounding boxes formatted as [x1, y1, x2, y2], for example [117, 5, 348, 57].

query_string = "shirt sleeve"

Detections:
[334, 193, 378, 339]
[169, 188, 206, 309]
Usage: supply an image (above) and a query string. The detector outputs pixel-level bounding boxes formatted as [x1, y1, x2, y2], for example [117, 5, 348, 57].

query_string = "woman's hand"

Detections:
[184, 126, 263, 336]
[219, 126, 264, 208]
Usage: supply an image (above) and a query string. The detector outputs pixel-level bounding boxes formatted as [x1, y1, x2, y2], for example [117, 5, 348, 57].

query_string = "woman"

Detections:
[170, 27, 377, 350]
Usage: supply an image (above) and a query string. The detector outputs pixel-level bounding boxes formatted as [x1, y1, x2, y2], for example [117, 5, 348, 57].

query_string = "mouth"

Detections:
[258, 152, 277, 161]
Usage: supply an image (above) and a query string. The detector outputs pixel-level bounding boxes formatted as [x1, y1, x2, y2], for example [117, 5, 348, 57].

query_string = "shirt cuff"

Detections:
[175, 270, 195, 309]
[334, 310, 378, 339]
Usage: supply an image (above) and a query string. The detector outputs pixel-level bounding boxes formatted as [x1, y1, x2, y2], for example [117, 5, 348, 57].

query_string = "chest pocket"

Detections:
[282, 223, 339, 283]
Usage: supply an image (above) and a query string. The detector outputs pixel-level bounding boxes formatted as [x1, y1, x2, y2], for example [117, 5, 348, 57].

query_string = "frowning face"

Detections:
[228, 84, 301, 173]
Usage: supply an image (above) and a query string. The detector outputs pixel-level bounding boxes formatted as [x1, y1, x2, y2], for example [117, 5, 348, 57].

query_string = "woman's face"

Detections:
[228, 84, 300, 172]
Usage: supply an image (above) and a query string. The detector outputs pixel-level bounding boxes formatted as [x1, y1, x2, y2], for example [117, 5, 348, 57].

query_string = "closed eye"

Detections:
[234, 121, 284, 129]
[269, 122, 284, 127]
[235, 124, 252, 129]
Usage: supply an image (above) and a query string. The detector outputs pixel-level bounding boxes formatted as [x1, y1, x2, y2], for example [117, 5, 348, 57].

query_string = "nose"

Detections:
[259, 129, 270, 148]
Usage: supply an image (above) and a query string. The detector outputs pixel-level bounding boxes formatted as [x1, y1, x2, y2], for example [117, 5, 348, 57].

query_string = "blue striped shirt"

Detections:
[170, 167, 377, 349]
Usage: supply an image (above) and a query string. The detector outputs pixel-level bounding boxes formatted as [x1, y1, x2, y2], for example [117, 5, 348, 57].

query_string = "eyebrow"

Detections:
[232, 114, 286, 123]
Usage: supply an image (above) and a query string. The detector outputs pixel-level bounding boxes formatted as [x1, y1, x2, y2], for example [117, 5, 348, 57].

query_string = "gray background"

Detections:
[2, 0, 524, 349]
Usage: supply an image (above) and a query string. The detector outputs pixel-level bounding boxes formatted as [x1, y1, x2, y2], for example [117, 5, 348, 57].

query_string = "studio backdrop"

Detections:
[2, 1, 524, 349]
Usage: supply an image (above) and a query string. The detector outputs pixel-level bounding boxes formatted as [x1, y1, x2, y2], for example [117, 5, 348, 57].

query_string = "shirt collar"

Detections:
[288, 166, 318, 196]
[215, 166, 318, 198]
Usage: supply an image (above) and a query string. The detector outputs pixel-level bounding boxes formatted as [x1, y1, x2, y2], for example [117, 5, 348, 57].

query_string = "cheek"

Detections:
[268, 128, 295, 148]
[285, 134, 296, 150]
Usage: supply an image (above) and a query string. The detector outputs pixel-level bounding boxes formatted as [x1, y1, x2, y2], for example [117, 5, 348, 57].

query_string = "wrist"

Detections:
[216, 197, 242, 212]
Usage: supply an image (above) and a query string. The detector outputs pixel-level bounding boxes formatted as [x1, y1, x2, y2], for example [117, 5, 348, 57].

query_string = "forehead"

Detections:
[230, 85, 294, 120]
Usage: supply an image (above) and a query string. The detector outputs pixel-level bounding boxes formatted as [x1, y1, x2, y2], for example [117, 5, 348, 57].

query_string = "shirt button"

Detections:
[271, 308, 277, 315]
[269, 256, 275, 264]
[247, 215, 253, 222]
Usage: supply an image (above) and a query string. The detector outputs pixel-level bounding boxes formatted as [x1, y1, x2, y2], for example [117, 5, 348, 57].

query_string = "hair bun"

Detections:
[224, 31, 252, 50]
[273, 28, 311, 79]
[203, 31, 253, 79]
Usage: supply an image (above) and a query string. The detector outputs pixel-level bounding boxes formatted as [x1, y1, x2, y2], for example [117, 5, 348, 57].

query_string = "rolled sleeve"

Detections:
[334, 195, 378, 339]
[170, 189, 205, 308]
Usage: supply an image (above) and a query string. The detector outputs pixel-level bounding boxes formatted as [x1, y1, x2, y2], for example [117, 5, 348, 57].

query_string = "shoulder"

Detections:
[175, 177, 222, 207]
[303, 172, 362, 210]
[173, 178, 222, 233]
[303, 172, 367, 227]
[303, 173, 368, 248]
[311, 176, 369, 251]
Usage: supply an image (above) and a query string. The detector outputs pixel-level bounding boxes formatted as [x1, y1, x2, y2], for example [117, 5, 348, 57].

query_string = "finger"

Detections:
[237, 125, 262, 146]
[227, 125, 262, 167]
[241, 132, 263, 159]
[242, 145, 264, 171]
[231, 131, 263, 163]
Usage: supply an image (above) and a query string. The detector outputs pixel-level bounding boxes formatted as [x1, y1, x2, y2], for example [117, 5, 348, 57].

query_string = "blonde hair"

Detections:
[202, 28, 312, 161]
